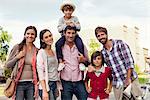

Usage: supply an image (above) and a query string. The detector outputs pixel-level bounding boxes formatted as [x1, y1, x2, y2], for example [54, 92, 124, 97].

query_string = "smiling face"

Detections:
[93, 55, 103, 67]
[91, 51, 104, 67]
[96, 31, 108, 45]
[62, 5, 74, 19]
[63, 9, 73, 18]
[42, 31, 53, 46]
[64, 29, 76, 43]
[24, 29, 36, 43]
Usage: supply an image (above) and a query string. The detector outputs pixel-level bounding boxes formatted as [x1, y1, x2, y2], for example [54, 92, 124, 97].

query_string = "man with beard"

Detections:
[94, 26, 143, 100]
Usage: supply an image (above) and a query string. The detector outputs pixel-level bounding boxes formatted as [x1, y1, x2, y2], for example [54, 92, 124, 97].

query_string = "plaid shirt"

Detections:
[102, 39, 137, 88]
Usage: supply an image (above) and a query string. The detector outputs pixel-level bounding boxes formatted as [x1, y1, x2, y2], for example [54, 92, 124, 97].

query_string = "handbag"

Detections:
[4, 63, 18, 98]
[123, 83, 132, 98]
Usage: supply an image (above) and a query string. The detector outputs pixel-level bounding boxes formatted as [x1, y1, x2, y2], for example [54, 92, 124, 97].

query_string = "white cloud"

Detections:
[78, 0, 95, 12]
[0, 0, 61, 22]
[76, 0, 149, 18]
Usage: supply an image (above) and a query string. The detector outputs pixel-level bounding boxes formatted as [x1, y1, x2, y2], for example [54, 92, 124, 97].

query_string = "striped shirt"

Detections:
[102, 39, 137, 88]
[60, 43, 88, 82]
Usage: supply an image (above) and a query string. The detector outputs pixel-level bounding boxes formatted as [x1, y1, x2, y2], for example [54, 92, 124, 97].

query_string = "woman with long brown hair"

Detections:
[37, 29, 59, 100]
[5, 26, 39, 100]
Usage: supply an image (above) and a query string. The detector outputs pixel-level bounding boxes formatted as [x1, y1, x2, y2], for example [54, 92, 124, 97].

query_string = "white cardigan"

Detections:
[37, 49, 58, 91]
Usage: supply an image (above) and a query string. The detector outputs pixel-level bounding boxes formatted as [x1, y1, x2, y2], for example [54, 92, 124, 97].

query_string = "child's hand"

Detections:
[69, 22, 75, 27]
[66, 21, 71, 25]
[86, 87, 92, 93]
[104, 88, 111, 94]
[66, 21, 75, 26]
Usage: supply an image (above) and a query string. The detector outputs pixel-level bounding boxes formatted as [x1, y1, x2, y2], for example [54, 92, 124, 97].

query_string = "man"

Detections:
[57, 25, 88, 100]
[94, 26, 142, 100]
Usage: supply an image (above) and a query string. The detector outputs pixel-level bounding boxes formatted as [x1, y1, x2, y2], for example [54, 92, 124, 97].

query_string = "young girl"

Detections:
[85, 51, 113, 100]
[37, 29, 59, 100]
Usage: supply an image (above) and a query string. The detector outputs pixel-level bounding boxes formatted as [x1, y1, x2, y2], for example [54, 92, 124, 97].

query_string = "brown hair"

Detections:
[95, 26, 107, 37]
[19, 26, 37, 51]
[62, 5, 74, 12]
[39, 29, 51, 49]
[64, 25, 77, 33]
[91, 51, 105, 66]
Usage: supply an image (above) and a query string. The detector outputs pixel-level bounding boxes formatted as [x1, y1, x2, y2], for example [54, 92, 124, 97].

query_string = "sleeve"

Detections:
[57, 17, 67, 33]
[5, 44, 19, 68]
[36, 50, 45, 81]
[119, 40, 135, 69]
[73, 16, 81, 32]
[108, 67, 113, 81]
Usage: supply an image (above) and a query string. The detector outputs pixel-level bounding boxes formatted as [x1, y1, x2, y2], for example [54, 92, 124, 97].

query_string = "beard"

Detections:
[99, 37, 107, 45]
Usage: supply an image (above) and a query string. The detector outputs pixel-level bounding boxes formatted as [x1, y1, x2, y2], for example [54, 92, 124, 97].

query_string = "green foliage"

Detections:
[4, 67, 12, 79]
[138, 77, 149, 84]
[0, 26, 12, 62]
[134, 64, 141, 74]
[88, 38, 100, 57]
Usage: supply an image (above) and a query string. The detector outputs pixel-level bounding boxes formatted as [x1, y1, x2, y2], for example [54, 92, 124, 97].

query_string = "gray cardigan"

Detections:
[5, 44, 19, 68]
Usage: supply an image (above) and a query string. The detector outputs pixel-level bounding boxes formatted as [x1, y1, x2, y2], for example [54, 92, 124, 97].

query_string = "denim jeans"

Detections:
[39, 81, 57, 100]
[15, 81, 34, 100]
[61, 80, 87, 100]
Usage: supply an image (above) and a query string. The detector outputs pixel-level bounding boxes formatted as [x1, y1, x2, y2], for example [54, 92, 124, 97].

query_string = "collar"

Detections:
[64, 42, 77, 49]
[95, 66, 105, 73]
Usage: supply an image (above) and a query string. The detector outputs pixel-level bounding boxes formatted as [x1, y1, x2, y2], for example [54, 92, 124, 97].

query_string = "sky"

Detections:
[0, 0, 150, 52]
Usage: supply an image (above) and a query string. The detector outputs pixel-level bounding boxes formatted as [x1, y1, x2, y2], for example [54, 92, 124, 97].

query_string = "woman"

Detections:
[5, 26, 39, 100]
[37, 29, 59, 100]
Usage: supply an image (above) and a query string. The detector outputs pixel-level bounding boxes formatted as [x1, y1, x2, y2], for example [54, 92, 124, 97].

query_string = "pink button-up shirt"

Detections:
[60, 43, 88, 82]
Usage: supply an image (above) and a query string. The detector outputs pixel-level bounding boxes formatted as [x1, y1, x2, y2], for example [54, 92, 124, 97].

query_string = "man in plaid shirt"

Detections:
[94, 26, 143, 100]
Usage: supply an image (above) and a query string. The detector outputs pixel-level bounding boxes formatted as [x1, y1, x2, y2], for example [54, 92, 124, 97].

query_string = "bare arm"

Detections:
[40, 80, 49, 100]
[125, 68, 132, 86]
[105, 68, 113, 94]
[84, 72, 91, 93]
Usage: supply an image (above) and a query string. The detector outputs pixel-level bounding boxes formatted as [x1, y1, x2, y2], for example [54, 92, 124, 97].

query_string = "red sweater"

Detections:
[85, 67, 112, 99]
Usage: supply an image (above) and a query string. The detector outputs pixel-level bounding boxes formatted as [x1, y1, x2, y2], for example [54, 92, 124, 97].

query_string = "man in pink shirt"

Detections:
[57, 25, 88, 100]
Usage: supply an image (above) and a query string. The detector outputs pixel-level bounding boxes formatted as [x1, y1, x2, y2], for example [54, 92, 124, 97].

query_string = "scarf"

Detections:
[12, 46, 38, 100]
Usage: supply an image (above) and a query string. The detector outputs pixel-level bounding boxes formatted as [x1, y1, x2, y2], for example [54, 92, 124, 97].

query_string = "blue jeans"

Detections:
[61, 80, 87, 100]
[39, 81, 57, 100]
[15, 81, 34, 100]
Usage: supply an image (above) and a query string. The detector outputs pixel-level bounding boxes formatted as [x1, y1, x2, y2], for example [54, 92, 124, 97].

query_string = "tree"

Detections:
[0, 26, 12, 62]
[0, 26, 12, 79]
[89, 38, 100, 57]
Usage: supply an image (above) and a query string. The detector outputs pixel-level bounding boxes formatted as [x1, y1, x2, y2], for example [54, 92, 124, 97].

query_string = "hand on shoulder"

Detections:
[87, 65, 96, 72]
